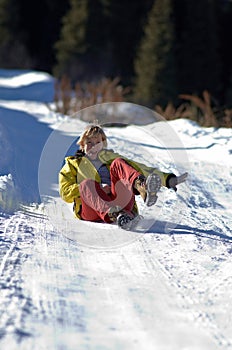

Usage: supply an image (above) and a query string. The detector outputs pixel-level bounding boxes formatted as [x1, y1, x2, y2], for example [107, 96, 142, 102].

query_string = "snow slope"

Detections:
[0, 69, 232, 350]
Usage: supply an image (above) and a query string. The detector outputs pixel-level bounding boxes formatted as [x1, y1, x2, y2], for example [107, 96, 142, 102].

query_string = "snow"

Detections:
[0, 68, 232, 350]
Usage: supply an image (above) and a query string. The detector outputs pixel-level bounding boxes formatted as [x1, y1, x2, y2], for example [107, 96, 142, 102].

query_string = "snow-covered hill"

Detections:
[0, 69, 232, 350]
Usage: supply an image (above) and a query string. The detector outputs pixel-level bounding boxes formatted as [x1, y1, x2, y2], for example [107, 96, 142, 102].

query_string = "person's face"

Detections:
[84, 134, 103, 160]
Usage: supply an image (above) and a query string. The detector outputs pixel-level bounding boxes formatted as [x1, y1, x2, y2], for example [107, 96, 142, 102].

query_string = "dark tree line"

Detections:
[0, 0, 232, 107]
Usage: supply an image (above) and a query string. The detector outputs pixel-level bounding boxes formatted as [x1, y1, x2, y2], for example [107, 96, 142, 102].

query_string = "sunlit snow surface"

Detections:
[0, 69, 232, 350]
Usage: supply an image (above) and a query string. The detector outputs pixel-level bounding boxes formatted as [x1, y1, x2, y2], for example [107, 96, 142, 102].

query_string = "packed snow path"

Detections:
[0, 70, 232, 349]
[0, 200, 231, 350]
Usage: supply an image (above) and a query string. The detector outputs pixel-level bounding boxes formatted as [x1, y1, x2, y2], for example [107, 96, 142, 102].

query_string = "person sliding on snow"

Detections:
[59, 124, 188, 229]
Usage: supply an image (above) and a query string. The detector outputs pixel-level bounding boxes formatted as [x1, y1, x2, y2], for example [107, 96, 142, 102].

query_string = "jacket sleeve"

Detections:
[59, 158, 80, 203]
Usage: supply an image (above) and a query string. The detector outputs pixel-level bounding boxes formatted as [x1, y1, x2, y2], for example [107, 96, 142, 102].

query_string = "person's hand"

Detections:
[168, 172, 188, 191]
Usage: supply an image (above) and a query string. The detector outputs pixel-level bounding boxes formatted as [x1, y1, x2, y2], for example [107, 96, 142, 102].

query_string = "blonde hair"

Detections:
[77, 125, 107, 150]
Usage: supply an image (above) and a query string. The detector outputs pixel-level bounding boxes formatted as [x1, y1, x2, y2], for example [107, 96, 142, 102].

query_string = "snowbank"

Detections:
[0, 70, 55, 212]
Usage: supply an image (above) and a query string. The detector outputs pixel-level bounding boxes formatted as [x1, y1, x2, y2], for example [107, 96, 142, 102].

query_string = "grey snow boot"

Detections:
[108, 206, 140, 230]
[117, 212, 141, 230]
[134, 173, 161, 207]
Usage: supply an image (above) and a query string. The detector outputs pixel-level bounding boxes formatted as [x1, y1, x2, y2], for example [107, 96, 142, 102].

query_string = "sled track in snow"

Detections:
[0, 214, 34, 341]
[0, 211, 48, 344]
[0, 207, 231, 349]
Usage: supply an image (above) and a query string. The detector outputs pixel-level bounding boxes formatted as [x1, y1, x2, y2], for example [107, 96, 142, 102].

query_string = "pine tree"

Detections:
[133, 0, 177, 107]
[53, 0, 109, 81]
[53, 0, 88, 79]
[107, 0, 154, 84]
[219, 0, 232, 105]
[175, 0, 222, 100]
[18, 0, 69, 71]
[0, 0, 31, 68]
[0, 0, 10, 43]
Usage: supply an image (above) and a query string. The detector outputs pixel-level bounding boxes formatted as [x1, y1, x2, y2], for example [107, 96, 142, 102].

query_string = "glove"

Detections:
[168, 172, 188, 191]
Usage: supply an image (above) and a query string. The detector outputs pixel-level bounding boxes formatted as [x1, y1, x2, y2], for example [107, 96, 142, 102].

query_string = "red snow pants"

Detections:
[79, 158, 141, 223]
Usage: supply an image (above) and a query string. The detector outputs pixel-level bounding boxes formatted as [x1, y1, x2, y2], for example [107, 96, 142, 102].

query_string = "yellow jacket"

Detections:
[59, 149, 174, 218]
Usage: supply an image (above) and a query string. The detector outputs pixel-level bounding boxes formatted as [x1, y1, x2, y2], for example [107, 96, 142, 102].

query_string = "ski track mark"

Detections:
[0, 212, 47, 345]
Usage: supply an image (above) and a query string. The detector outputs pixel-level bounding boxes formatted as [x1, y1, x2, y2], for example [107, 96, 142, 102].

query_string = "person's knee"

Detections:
[79, 179, 95, 191]
[110, 157, 124, 169]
